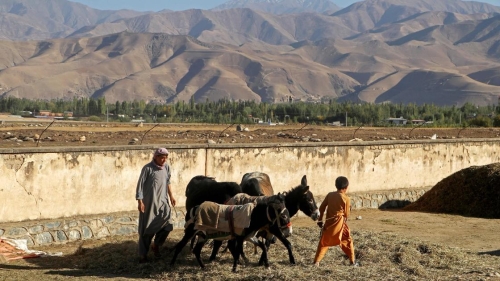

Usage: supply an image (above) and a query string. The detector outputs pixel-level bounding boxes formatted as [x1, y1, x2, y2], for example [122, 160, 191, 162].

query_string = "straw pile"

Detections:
[404, 163, 500, 218]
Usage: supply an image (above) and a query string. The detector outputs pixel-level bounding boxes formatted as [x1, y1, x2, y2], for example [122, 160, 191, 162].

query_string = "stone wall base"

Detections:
[349, 188, 429, 210]
[0, 188, 429, 246]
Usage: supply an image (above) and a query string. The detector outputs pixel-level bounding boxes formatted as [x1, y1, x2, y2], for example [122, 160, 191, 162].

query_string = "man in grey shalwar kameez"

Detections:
[136, 147, 176, 263]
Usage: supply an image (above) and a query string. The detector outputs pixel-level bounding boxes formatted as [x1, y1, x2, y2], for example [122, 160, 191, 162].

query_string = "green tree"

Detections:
[115, 101, 120, 115]
[468, 116, 492, 127]
[492, 115, 500, 127]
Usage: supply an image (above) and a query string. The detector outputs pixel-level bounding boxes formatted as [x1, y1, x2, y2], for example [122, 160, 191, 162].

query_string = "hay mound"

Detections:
[404, 163, 500, 218]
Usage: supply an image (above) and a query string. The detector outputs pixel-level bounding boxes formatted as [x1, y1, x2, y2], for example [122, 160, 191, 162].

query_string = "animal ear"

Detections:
[303, 185, 310, 193]
[301, 175, 307, 186]
[279, 193, 285, 200]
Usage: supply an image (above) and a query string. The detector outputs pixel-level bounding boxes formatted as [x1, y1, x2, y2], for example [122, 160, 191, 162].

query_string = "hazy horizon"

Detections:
[69, 0, 500, 12]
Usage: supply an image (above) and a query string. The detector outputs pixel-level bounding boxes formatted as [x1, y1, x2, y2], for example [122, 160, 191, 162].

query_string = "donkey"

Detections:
[215, 173, 319, 264]
[170, 194, 291, 272]
[185, 175, 242, 212]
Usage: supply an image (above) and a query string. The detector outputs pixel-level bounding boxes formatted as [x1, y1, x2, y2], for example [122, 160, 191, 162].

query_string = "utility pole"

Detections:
[345, 111, 348, 127]
[106, 106, 108, 122]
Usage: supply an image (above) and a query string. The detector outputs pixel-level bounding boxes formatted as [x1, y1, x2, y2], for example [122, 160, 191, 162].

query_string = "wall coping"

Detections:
[1, 138, 499, 154]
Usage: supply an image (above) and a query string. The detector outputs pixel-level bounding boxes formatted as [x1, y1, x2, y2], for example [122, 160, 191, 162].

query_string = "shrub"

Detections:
[468, 116, 492, 127]
[88, 115, 102, 122]
[118, 116, 131, 122]
[493, 115, 500, 127]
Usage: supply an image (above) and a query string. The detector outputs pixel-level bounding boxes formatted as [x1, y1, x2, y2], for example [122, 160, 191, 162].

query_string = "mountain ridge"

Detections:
[1, 0, 500, 105]
[212, 0, 340, 14]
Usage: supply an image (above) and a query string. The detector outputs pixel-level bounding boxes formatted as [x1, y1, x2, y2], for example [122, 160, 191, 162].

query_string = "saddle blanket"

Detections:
[226, 193, 274, 205]
[193, 201, 254, 236]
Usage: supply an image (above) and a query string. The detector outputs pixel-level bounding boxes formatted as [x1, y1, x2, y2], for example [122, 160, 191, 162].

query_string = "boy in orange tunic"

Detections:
[313, 176, 358, 267]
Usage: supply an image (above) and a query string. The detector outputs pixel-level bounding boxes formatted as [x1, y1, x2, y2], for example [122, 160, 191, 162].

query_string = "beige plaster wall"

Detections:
[1, 139, 499, 223]
[206, 141, 500, 195]
[0, 146, 206, 223]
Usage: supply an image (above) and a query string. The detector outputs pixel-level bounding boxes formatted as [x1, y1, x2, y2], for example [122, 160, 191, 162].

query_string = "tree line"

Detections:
[1, 96, 500, 127]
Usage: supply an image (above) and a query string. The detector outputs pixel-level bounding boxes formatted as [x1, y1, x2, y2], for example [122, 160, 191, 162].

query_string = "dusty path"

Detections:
[296, 209, 500, 254]
[1, 209, 499, 280]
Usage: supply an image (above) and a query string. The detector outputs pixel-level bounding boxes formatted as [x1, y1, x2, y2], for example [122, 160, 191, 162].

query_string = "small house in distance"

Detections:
[386, 117, 407, 125]
[411, 119, 426, 125]
[327, 121, 342, 126]
[38, 110, 51, 116]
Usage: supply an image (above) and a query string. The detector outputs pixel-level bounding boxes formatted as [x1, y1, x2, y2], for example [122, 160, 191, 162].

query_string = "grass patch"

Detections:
[379, 219, 398, 225]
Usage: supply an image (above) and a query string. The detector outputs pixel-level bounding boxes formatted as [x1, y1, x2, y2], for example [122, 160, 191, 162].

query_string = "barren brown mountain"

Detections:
[0, 33, 359, 103]
[0, 0, 500, 105]
[468, 67, 500, 86]
[331, 0, 500, 32]
[66, 9, 355, 46]
[342, 70, 500, 105]
[0, 0, 146, 40]
[212, 0, 340, 14]
[346, 11, 496, 42]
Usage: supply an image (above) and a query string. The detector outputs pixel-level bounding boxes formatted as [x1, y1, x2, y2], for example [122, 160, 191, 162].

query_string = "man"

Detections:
[136, 147, 177, 263]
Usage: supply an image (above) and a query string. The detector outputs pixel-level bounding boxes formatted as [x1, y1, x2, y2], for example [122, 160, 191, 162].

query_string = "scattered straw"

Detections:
[3, 227, 499, 280]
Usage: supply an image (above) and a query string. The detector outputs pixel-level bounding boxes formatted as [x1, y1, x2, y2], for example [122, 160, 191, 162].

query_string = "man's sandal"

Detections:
[151, 244, 161, 258]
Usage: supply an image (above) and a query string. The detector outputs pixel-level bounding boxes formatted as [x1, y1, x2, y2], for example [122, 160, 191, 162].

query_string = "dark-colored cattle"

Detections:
[241, 172, 274, 196]
[185, 175, 242, 212]
[170, 194, 290, 272]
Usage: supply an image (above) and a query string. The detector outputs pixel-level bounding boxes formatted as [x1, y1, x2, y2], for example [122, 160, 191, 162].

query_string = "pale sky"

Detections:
[69, 0, 499, 12]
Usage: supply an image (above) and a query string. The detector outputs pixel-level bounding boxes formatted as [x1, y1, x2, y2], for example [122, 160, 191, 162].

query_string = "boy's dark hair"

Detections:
[335, 176, 349, 190]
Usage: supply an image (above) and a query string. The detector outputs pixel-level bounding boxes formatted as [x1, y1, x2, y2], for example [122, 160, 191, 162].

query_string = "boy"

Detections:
[314, 176, 358, 267]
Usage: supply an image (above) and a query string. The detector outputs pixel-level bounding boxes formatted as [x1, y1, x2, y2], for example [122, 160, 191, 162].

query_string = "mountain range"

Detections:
[0, 0, 146, 40]
[212, 0, 340, 14]
[0, 0, 499, 106]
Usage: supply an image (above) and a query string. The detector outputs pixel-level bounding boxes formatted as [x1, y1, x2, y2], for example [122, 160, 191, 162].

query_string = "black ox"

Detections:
[185, 175, 242, 212]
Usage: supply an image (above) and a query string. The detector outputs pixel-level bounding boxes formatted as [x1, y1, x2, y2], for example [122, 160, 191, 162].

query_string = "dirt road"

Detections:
[1, 118, 499, 148]
[1, 209, 499, 281]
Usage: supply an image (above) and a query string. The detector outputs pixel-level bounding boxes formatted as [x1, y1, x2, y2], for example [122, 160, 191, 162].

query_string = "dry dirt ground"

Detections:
[1, 118, 500, 280]
[1, 210, 499, 280]
[1, 117, 500, 148]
